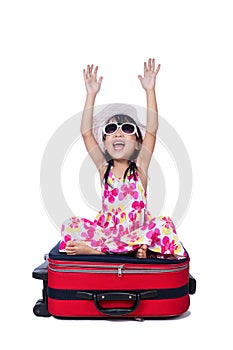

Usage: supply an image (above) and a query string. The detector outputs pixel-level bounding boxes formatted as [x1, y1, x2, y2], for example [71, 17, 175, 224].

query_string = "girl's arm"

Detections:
[81, 65, 106, 176]
[136, 58, 160, 174]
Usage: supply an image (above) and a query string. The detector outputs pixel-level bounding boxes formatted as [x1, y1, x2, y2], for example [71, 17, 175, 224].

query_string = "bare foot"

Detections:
[65, 240, 104, 255]
[147, 252, 178, 260]
[136, 244, 148, 258]
[156, 253, 178, 260]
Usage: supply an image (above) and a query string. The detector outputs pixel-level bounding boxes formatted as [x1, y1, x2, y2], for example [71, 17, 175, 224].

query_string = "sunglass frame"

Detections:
[103, 122, 139, 137]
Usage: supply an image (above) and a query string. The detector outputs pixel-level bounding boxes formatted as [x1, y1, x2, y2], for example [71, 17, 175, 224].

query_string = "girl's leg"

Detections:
[146, 216, 187, 258]
[59, 216, 105, 254]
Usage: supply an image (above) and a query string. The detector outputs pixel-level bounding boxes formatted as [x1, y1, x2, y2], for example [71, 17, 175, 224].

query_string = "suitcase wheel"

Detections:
[33, 299, 51, 317]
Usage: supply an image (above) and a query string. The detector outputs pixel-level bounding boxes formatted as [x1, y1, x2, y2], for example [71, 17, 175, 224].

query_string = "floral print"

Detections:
[59, 170, 187, 257]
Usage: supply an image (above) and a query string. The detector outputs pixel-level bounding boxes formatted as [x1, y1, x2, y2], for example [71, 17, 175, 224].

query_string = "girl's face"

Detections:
[103, 118, 140, 161]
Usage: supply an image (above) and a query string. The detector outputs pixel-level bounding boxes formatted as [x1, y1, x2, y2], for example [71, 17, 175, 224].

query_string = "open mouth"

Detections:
[113, 141, 125, 151]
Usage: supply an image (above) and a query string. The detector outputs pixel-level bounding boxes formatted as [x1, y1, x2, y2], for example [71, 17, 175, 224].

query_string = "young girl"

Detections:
[59, 58, 187, 259]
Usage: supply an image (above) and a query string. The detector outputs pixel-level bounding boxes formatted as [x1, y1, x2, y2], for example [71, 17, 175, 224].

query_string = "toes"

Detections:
[135, 248, 142, 258]
[136, 247, 147, 258]
[66, 240, 75, 247]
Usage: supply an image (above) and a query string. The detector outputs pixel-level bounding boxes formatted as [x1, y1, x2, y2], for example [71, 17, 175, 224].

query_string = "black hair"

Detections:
[103, 114, 143, 186]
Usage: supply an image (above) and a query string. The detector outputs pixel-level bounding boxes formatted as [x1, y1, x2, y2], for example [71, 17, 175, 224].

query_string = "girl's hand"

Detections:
[138, 58, 160, 92]
[83, 64, 103, 95]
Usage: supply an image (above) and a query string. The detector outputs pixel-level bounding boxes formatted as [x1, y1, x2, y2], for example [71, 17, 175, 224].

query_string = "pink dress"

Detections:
[59, 170, 187, 257]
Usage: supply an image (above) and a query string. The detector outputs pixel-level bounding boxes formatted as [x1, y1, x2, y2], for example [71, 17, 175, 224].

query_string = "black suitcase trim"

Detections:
[47, 285, 189, 316]
[48, 284, 189, 301]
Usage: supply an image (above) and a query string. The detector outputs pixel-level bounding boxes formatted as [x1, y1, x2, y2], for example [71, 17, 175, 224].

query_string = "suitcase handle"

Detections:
[93, 291, 140, 316]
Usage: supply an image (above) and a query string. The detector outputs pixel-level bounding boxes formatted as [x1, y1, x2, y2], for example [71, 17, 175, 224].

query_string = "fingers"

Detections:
[83, 64, 99, 80]
[93, 65, 98, 79]
[151, 58, 155, 71]
[98, 76, 103, 85]
[87, 64, 94, 76]
[138, 74, 143, 82]
[144, 59, 152, 72]
[155, 63, 161, 75]
[147, 58, 153, 71]
[144, 61, 147, 72]
[85, 64, 93, 79]
[143, 58, 160, 73]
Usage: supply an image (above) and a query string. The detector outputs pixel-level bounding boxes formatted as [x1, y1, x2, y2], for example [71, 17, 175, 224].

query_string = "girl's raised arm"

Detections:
[81, 65, 106, 176]
[137, 58, 160, 174]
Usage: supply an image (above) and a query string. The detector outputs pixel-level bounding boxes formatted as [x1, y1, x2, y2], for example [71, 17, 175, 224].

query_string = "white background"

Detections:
[1, 0, 232, 348]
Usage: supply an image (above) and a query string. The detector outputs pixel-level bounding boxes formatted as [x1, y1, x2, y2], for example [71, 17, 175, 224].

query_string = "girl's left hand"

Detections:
[83, 64, 103, 96]
[138, 58, 160, 91]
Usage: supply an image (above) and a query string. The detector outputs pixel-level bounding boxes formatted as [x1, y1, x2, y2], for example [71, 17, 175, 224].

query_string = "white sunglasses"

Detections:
[103, 122, 139, 137]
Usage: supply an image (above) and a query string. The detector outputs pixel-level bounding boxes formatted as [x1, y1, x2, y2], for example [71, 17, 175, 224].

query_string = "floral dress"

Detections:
[59, 170, 187, 258]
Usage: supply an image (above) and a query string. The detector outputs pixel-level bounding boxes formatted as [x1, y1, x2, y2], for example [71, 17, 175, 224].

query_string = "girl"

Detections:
[59, 58, 187, 259]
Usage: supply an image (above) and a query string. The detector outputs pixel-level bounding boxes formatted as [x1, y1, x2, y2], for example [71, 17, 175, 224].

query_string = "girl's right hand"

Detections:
[83, 64, 103, 95]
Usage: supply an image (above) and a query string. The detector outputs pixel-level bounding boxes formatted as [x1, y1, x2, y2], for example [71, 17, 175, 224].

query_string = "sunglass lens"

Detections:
[105, 123, 117, 134]
[122, 123, 135, 134]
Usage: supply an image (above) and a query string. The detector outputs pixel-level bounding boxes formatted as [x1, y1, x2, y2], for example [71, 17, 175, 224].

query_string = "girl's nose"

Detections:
[115, 128, 123, 137]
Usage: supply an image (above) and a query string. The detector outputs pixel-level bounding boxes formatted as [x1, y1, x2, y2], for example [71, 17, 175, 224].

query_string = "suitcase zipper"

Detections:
[49, 263, 188, 277]
[49, 262, 125, 277]
[49, 262, 125, 270]
[118, 265, 123, 277]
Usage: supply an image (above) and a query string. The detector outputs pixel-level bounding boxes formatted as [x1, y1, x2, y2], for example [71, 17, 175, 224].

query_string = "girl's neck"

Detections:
[112, 159, 129, 168]
[111, 159, 130, 177]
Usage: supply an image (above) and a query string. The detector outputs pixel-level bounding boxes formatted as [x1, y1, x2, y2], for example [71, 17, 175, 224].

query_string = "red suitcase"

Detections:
[33, 242, 196, 319]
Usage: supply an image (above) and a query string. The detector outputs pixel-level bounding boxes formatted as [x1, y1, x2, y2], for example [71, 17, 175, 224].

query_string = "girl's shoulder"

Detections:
[99, 161, 148, 191]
